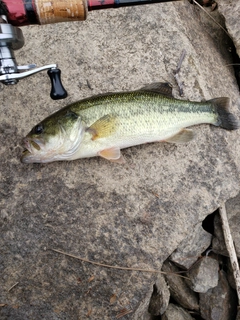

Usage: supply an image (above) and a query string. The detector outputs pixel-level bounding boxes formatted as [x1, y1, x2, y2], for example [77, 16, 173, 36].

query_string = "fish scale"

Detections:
[72, 97, 218, 160]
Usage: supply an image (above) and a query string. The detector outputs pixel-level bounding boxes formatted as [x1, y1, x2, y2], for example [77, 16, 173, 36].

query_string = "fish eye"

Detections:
[33, 124, 44, 135]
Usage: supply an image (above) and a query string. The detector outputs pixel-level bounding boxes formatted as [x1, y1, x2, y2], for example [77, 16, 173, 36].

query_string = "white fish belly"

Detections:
[72, 129, 179, 159]
[71, 109, 216, 159]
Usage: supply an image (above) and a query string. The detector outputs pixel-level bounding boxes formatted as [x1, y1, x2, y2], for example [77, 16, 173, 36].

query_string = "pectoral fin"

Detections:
[87, 114, 118, 141]
[98, 147, 125, 164]
[165, 129, 194, 144]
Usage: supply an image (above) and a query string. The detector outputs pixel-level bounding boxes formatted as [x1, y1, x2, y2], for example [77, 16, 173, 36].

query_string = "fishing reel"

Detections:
[0, 0, 179, 100]
[0, 15, 68, 100]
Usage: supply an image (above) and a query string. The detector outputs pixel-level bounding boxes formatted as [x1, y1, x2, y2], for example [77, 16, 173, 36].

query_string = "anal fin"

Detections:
[165, 129, 194, 144]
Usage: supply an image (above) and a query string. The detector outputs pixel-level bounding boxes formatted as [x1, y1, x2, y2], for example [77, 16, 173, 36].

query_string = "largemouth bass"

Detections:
[21, 83, 239, 164]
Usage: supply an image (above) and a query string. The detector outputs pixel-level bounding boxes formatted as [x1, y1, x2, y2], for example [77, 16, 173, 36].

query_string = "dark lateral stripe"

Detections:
[24, 0, 39, 24]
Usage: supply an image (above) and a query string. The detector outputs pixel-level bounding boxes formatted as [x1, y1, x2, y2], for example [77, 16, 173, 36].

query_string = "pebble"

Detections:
[170, 224, 212, 270]
[162, 303, 194, 320]
[162, 260, 199, 311]
[148, 275, 170, 316]
[199, 270, 238, 320]
[188, 256, 219, 293]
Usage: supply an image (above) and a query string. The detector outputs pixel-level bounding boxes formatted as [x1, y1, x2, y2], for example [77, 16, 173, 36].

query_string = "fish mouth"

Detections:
[21, 137, 51, 163]
[21, 139, 40, 163]
[22, 149, 31, 156]
[22, 137, 41, 154]
[21, 138, 42, 163]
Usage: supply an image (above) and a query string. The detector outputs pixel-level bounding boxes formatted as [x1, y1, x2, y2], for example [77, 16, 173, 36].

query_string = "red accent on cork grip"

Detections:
[3, 0, 180, 25]
[3, 0, 88, 25]
[88, 0, 115, 9]
[3, 0, 28, 25]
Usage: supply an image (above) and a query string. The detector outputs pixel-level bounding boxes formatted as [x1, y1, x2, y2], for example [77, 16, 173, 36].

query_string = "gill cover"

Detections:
[21, 110, 84, 163]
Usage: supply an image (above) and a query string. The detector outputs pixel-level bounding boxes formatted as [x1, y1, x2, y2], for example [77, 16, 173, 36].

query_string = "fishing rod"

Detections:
[2, 0, 181, 25]
[0, 0, 181, 99]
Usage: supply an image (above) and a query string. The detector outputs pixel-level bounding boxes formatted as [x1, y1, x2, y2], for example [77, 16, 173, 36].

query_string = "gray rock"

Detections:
[170, 223, 212, 269]
[226, 258, 237, 291]
[162, 304, 194, 320]
[188, 256, 219, 293]
[199, 270, 237, 320]
[212, 212, 228, 256]
[162, 261, 199, 311]
[148, 276, 170, 316]
[225, 193, 240, 254]
[1, 1, 240, 319]
[218, 0, 240, 58]
[212, 194, 240, 258]
[236, 309, 240, 320]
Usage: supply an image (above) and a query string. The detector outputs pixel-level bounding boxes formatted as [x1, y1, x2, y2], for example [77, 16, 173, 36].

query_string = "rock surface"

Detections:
[170, 223, 212, 269]
[226, 258, 237, 290]
[188, 256, 219, 293]
[148, 276, 170, 316]
[162, 261, 199, 311]
[212, 212, 229, 256]
[199, 270, 237, 320]
[162, 303, 194, 320]
[218, 0, 240, 57]
[1, 1, 240, 319]
[212, 193, 240, 258]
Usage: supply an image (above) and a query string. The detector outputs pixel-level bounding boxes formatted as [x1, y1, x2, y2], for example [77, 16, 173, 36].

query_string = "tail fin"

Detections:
[209, 97, 240, 130]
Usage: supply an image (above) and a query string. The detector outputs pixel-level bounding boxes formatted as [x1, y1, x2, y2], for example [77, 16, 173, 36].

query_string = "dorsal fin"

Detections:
[137, 82, 173, 98]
